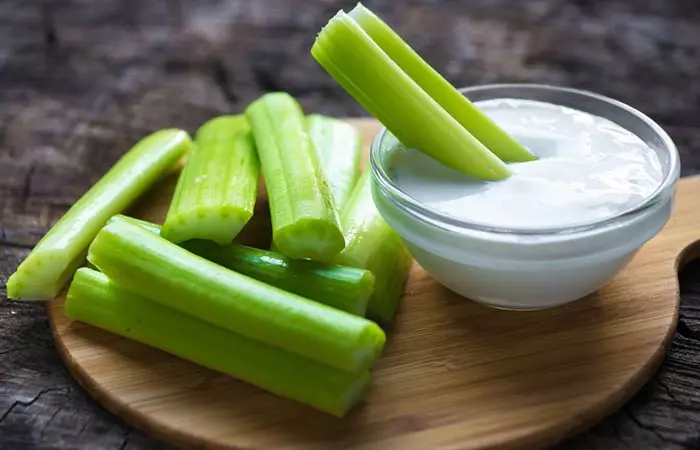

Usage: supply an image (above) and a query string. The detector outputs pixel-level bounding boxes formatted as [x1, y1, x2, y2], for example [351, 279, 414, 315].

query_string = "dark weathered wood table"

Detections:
[1, 1, 699, 449]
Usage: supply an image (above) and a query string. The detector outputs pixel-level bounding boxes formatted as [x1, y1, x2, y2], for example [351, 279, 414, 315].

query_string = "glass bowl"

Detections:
[369, 84, 680, 310]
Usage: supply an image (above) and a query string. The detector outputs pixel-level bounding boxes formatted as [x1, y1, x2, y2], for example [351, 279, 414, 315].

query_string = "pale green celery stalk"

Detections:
[336, 171, 413, 324]
[161, 116, 259, 245]
[6, 130, 192, 301]
[311, 12, 510, 180]
[348, 3, 536, 162]
[307, 114, 363, 211]
[245, 93, 345, 261]
[183, 241, 374, 316]
[65, 268, 369, 417]
[267, 114, 360, 253]
[113, 215, 374, 316]
[87, 218, 385, 373]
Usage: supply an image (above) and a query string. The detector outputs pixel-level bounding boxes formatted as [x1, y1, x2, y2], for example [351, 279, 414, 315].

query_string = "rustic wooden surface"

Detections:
[1, 0, 699, 449]
[45, 118, 688, 450]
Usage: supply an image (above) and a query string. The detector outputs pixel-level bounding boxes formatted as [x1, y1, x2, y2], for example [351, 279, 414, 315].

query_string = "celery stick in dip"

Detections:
[347, 3, 535, 163]
[6, 129, 192, 301]
[311, 10, 510, 180]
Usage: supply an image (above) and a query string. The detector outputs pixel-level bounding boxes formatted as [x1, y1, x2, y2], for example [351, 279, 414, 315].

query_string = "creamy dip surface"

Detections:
[390, 98, 665, 229]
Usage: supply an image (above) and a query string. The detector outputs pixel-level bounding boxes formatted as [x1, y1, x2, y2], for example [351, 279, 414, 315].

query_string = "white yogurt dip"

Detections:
[370, 85, 679, 310]
[390, 99, 664, 230]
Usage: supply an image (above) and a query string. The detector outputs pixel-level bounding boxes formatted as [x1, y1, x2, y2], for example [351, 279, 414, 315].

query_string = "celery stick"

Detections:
[65, 268, 369, 416]
[113, 215, 374, 315]
[348, 4, 536, 162]
[311, 12, 510, 180]
[183, 240, 373, 316]
[245, 93, 345, 261]
[337, 171, 413, 324]
[161, 116, 259, 245]
[6, 130, 192, 301]
[87, 219, 385, 373]
[307, 114, 363, 211]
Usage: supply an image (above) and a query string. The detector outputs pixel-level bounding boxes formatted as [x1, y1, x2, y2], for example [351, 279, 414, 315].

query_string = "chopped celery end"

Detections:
[113, 215, 375, 316]
[6, 129, 192, 301]
[161, 115, 259, 245]
[336, 171, 413, 324]
[245, 93, 345, 261]
[273, 218, 345, 262]
[348, 3, 536, 162]
[65, 268, 370, 416]
[311, 11, 510, 180]
[87, 218, 385, 373]
[307, 114, 363, 211]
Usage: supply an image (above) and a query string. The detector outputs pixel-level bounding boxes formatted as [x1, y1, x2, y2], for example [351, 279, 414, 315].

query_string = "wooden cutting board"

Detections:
[47, 119, 692, 450]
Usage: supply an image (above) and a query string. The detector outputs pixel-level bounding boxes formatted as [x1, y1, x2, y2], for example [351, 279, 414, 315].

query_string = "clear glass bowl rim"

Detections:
[369, 83, 681, 236]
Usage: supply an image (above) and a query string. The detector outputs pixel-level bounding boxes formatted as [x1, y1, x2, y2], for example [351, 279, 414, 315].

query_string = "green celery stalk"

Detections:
[6, 129, 192, 301]
[336, 171, 413, 324]
[307, 114, 363, 211]
[87, 218, 385, 373]
[347, 4, 536, 162]
[183, 241, 374, 316]
[113, 215, 374, 315]
[161, 116, 259, 245]
[65, 268, 370, 417]
[245, 93, 345, 261]
[311, 11, 510, 180]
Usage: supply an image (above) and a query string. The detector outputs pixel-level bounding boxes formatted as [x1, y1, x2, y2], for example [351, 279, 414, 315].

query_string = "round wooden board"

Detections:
[48, 119, 695, 450]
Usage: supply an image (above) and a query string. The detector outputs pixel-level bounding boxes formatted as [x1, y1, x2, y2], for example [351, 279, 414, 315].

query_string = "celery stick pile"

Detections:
[7, 91, 412, 417]
[6, 3, 525, 417]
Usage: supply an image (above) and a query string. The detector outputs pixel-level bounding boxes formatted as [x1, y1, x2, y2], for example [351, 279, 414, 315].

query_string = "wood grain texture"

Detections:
[44, 119, 688, 450]
[3, 1, 700, 449]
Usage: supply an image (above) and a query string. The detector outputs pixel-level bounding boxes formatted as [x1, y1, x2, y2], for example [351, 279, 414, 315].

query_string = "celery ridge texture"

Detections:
[347, 4, 535, 163]
[311, 11, 511, 180]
